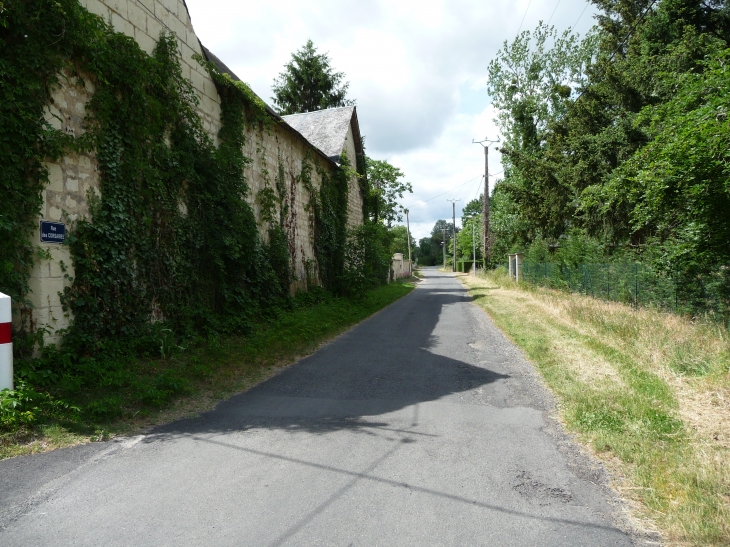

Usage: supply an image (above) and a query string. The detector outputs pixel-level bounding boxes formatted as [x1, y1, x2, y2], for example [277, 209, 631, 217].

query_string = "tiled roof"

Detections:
[199, 45, 362, 170]
[282, 107, 356, 162]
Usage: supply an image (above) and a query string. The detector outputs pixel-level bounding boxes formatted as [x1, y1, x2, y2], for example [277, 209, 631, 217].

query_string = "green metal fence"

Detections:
[520, 262, 729, 326]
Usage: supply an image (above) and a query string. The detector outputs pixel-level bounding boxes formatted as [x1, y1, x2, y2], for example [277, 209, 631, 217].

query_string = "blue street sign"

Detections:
[40, 220, 66, 244]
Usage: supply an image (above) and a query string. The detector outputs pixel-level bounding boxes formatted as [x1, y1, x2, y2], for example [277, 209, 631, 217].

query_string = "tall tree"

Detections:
[365, 157, 413, 226]
[389, 225, 416, 258]
[487, 23, 595, 242]
[272, 39, 354, 115]
[430, 219, 457, 241]
[461, 196, 482, 224]
[486, 0, 730, 305]
[456, 216, 482, 263]
[416, 237, 438, 266]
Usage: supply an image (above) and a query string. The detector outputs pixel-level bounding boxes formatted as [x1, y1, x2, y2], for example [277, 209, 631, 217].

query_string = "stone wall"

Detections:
[79, 0, 222, 141]
[18, 0, 365, 341]
[27, 72, 100, 339]
[390, 253, 412, 281]
[243, 123, 332, 292]
[342, 126, 365, 230]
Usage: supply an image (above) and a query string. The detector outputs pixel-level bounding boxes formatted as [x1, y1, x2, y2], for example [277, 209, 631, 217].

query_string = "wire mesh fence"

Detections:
[520, 262, 730, 327]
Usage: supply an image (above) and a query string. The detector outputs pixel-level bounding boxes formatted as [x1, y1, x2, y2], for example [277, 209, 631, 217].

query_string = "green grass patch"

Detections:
[0, 281, 414, 459]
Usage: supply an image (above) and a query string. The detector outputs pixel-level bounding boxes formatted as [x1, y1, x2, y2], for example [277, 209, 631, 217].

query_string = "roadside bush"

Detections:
[0, 383, 78, 428]
[342, 222, 392, 295]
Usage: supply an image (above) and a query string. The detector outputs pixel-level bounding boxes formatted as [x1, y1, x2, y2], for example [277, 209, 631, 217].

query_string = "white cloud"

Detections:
[184, 0, 599, 239]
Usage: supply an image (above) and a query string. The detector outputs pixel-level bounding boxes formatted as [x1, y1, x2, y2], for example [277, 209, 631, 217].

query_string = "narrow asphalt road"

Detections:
[0, 268, 634, 546]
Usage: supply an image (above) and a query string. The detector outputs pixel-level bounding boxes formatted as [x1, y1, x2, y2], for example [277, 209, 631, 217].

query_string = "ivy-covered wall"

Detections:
[3, 0, 365, 352]
[78, 0, 222, 133]
[242, 119, 363, 292]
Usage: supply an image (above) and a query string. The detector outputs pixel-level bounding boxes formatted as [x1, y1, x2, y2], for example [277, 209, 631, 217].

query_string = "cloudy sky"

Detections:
[184, 0, 598, 240]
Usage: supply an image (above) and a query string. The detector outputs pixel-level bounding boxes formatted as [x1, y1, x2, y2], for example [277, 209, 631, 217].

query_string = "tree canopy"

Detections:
[365, 157, 413, 226]
[389, 225, 416, 259]
[414, 220, 459, 266]
[272, 39, 354, 115]
[484, 0, 730, 311]
[461, 196, 482, 224]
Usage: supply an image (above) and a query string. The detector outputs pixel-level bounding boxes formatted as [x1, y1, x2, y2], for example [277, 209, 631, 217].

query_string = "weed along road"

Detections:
[0, 268, 634, 546]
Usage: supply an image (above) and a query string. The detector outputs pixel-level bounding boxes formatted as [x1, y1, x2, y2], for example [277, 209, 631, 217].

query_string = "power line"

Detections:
[604, 0, 658, 64]
[547, 0, 562, 26]
[517, 0, 533, 35]
[571, 1, 590, 29]
[414, 176, 481, 204]
[474, 176, 483, 200]
[473, 171, 503, 200]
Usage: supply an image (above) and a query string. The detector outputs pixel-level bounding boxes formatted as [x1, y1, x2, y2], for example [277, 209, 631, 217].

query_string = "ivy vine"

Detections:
[1, 0, 381, 372]
[1, 0, 292, 360]
[0, 0, 80, 306]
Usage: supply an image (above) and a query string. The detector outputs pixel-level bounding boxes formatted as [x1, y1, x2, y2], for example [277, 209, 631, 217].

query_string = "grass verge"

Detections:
[0, 281, 415, 460]
[459, 270, 729, 546]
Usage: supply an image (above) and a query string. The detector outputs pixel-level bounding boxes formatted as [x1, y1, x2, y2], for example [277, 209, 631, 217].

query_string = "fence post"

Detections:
[0, 292, 12, 391]
[586, 265, 593, 297]
[634, 263, 638, 309]
[515, 253, 524, 283]
[567, 266, 572, 291]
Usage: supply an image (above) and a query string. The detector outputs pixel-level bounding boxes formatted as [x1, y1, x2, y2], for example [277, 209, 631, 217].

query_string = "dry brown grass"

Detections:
[459, 270, 730, 546]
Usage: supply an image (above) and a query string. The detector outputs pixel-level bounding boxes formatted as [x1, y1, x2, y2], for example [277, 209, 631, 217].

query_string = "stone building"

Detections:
[22, 0, 366, 342]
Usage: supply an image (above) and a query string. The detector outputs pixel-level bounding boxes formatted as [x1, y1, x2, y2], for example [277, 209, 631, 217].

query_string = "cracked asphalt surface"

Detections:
[0, 268, 635, 546]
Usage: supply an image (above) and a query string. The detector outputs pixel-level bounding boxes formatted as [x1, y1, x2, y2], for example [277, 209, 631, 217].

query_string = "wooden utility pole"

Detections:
[472, 137, 499, 268]
[442, 228, 447, 267]
[447, 199, 460, 272]
[472, 220, 476, 276]
[404, 209, 412, 273]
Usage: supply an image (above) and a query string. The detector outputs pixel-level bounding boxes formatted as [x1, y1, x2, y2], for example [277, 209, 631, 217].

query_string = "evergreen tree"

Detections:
[272, 39, 354, 115]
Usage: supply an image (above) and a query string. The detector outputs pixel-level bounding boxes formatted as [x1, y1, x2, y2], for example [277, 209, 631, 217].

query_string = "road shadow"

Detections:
[145, 278, 509, 442]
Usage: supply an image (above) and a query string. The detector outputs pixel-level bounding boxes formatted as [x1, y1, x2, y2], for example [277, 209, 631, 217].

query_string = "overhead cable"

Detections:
[414, 175, 482, 205]
[474, 171, 503, 200]
[517, 0, 533, 35]
[571, 1, 590, 29]
[547, 0, 562, 26]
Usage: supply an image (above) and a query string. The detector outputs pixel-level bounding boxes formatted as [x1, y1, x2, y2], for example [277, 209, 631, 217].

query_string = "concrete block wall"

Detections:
[79, 0, 223, 140]
[243, 123, 332, 292]
[18, 0, 364, 341]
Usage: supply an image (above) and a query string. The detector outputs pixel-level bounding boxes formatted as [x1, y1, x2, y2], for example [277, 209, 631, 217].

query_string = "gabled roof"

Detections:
[282, 107, 362, 166]
[199, 44, 340, 169]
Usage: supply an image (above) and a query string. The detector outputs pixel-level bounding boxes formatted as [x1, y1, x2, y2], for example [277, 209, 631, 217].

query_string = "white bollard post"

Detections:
[0, 292, 13, 390]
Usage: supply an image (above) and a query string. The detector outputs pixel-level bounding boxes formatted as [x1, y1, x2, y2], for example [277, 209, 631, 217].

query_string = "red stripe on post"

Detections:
[0, 322, 11, 344]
